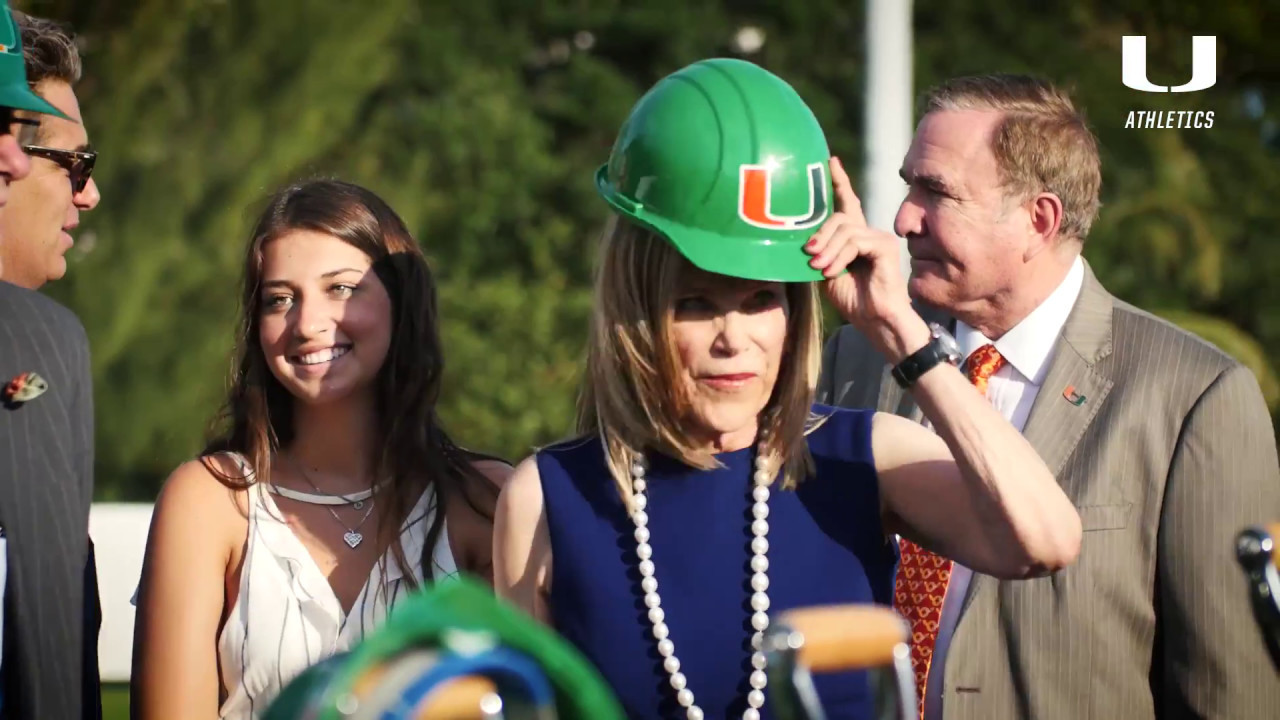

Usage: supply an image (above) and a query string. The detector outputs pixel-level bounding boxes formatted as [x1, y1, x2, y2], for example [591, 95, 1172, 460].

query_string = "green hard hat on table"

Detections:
[595, 57, 834, 283]
[0, 0, 70, 119]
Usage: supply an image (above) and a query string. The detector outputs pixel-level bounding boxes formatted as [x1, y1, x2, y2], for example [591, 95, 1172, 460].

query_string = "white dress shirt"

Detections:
[920, 255, 1084, 720]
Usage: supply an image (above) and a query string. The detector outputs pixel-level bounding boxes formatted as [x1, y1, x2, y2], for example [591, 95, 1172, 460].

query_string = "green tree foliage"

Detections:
[16, 0, 1277, 500]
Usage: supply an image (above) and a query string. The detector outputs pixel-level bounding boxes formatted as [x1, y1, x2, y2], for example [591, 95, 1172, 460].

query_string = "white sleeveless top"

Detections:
[215, 455, 459, 719]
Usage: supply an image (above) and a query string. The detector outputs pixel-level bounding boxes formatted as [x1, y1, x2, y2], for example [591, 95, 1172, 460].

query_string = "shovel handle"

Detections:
[775, 605, 910, 672]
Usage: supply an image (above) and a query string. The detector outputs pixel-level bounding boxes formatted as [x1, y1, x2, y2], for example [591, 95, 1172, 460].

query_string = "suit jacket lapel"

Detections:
[1018, 262, 1115, 479]
[961, 259, 1116, 614]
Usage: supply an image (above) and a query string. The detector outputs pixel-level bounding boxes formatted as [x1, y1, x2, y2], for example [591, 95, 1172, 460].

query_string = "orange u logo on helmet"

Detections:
[737, 161, 830, 230]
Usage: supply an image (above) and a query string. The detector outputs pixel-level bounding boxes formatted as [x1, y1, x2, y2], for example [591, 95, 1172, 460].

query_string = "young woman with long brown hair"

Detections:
[130, 179, 509, 720]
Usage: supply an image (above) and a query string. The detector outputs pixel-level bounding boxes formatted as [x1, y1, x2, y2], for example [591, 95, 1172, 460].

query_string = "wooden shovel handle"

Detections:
[414, 675, 500, 719]
[775, 605, 910, 672]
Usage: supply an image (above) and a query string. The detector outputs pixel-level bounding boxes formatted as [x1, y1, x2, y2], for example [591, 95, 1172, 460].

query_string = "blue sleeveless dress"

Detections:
[537, 405, 896, 720]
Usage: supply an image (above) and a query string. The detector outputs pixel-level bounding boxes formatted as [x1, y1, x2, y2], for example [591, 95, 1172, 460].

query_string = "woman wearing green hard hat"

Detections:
[494, 58, 1081, 720]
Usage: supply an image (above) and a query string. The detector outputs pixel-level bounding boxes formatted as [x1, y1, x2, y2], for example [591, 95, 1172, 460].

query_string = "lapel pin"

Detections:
[3, 371, 49, 407]
[1062, 384, 1087, 406]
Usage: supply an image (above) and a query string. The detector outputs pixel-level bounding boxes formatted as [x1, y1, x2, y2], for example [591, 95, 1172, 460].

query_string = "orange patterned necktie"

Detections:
[964, 343, 1006, 396]
[893, 343, 1005, 716]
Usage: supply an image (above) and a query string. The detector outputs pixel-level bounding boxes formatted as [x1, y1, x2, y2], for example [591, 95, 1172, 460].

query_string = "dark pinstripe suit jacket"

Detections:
[817, 260, 1280, 719]
[0, 280, 100, 720]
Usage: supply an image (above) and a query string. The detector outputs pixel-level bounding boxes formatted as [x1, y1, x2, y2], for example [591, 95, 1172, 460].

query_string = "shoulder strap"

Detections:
[223, 451, 258, 481]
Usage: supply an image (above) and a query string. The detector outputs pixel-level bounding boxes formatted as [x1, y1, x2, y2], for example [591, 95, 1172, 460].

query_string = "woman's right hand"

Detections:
[805, 156, 930, 364]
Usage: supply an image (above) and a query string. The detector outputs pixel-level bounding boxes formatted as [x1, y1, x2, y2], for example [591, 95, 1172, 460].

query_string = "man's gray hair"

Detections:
[11, 11, 82, 143]
[13, 11, 82, 87]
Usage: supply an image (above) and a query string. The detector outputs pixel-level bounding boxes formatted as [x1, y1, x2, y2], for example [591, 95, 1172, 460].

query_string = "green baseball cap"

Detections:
[596, 57, 833, 283]
[0, 1, 70, 119]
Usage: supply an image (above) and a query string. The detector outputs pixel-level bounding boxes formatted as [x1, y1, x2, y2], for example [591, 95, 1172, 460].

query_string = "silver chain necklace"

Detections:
[320, 498, 377, 549]
[285, 457, 380, 549]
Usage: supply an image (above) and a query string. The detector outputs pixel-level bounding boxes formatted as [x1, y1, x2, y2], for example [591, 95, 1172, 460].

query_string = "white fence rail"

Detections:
[89, 503, 154, 683]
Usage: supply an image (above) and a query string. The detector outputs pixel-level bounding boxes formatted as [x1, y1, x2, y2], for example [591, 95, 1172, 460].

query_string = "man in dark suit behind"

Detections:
[0, 4, 103, 719]
[0, 283, 96, 720]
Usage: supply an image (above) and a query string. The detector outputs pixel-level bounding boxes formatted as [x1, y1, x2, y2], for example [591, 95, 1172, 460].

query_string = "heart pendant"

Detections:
[343, 531, 363, 549]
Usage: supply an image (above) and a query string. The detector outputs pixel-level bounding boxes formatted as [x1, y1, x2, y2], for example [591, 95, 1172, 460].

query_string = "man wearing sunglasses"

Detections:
[0, 11, 99, 290]
[0, 4, 104, 720]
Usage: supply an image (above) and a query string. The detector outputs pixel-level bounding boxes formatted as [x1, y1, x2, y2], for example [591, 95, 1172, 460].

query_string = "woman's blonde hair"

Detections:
[576, 216, 827, 505]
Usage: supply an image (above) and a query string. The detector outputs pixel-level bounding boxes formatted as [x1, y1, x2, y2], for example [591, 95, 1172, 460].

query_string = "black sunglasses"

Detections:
[0, 108, 40, 135]
[22, 145, 96, 194]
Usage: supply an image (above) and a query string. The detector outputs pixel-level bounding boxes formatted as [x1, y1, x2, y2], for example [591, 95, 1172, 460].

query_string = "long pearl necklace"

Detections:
[629, 445, 773, 720]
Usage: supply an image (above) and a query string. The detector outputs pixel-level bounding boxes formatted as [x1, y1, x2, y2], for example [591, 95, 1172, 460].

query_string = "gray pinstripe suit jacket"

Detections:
[0, 280, 99, 720]
[817, 260, 1280, 719]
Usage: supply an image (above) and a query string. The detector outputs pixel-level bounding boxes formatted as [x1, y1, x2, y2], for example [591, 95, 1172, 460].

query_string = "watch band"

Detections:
[890, 324, 960, 389]
[891, 346, 940, 389]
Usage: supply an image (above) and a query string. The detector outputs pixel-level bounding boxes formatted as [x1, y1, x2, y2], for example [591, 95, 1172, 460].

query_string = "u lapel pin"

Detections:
[3, 372, 49, 409]
[1062, 384, 1087, 407]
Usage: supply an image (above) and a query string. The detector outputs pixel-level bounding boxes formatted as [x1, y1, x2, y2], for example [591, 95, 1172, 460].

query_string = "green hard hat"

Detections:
[596, 57, 833, 283]
[263, 577, 626, 720]
[0, 1, 70, 119]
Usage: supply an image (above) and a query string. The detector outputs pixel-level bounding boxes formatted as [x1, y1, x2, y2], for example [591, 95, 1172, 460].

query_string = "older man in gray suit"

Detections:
[0, 6, 102, 719]
[818, 73, 1280, 719]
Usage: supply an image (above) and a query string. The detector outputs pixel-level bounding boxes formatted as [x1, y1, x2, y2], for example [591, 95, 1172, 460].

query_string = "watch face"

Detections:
[930, 324, 963, 364]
